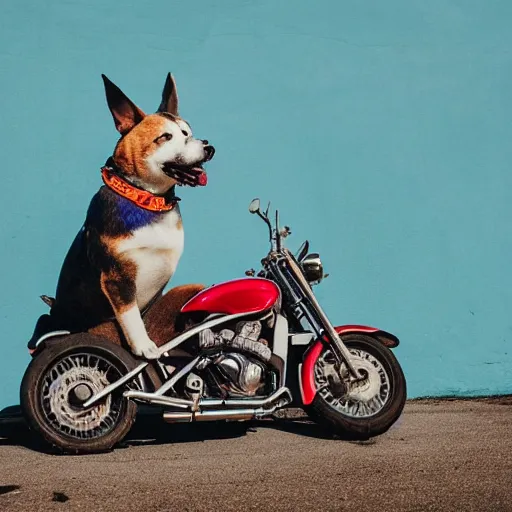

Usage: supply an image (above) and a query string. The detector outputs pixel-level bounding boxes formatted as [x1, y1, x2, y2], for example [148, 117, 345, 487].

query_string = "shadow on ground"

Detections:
[0, 404, 337, 454]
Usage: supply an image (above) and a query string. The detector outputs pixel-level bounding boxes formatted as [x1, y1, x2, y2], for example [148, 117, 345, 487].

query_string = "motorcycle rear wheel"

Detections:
[20, 333, 159, 454]
[305, 334, 406, 439]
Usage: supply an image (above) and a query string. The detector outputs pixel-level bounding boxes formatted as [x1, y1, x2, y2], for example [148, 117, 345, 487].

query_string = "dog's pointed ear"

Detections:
[157, 73, 179, 116]
[102, 74, 146, 135]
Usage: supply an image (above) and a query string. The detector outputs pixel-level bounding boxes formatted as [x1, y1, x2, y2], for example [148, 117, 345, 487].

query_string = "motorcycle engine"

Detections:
[198, 320, 272, 397]
[213, 353, 266, 396]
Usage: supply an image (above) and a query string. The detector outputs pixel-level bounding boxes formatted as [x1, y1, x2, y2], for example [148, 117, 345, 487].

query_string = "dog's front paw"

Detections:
[131, 338, 160, 360]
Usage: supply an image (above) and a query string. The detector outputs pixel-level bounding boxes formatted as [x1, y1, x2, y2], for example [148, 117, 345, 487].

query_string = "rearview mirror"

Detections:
[249, 198, 260, 214]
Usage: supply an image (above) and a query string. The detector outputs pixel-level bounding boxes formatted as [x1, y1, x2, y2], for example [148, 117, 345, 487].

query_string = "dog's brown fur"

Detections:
[88, 283, 206, 347]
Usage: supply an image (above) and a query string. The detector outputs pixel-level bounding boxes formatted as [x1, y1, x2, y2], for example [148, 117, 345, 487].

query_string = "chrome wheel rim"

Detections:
[40, 352, 126, 440]
[314, 347, 391, 418]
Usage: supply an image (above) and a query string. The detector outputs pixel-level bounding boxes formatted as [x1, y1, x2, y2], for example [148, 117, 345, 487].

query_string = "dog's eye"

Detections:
[181, 130, 189, 136]
[154, 133, 173, 144]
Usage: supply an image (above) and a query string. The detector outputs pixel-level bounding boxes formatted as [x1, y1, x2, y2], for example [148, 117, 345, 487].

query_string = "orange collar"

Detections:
[101, 166, 178, 212]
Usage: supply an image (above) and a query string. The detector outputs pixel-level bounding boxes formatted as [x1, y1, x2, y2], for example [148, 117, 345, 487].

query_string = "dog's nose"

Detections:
[203, 144, 215, 162]
[202, 140, 209, 145]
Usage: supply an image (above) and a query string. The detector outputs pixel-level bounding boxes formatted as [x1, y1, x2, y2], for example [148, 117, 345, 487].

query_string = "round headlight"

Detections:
[301, 253, 324, 285]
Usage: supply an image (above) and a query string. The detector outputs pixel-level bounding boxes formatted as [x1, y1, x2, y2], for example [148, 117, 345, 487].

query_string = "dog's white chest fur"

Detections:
[117, 209, 184, 308]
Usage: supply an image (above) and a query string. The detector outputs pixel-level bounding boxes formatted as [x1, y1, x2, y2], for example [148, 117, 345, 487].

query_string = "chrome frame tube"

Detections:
[82, 311, 253, 408]
[82, 362, 148, 408]
[157, 311, 252, 356]
[123, 391, 194, 409]
[154, 356, 201, 396]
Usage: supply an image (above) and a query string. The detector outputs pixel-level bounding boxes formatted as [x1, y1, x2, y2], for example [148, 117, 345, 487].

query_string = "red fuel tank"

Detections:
[181, 278, 280, 315]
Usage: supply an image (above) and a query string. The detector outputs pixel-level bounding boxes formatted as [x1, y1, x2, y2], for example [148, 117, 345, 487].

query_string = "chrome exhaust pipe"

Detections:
[198, 387, 292, 409]
[163, 409, 255, 424]
[163, 388, 292, 424]
[125, 387, 292, 412]
[162, 411, 193, 423]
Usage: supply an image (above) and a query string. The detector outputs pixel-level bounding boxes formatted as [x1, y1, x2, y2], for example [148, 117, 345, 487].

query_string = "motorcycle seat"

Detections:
[27, 284, 206, 352]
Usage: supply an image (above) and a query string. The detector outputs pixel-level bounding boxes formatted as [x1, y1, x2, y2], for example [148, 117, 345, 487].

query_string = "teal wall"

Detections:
[1, 0, 511, 409]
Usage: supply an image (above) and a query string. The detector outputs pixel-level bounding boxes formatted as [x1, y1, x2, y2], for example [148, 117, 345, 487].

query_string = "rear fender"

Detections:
[28, 330, 70, 356]
[299, 325, 400, 406]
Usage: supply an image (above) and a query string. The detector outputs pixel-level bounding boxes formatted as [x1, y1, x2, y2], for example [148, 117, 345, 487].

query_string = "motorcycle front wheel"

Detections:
[20, 333, 157, 454]
[305, 334, 406, 439]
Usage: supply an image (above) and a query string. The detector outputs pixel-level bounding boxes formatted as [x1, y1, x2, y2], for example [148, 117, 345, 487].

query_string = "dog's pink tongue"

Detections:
[197, 171, 208, 186]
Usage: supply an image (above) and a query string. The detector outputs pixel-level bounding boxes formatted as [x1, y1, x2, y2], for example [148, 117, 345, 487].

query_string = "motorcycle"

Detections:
[20, 198, 406, 454]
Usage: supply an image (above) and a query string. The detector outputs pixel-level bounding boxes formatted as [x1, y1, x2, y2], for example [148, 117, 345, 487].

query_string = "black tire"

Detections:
[20, 333, 159, 454]
[305, 334, 406, 440]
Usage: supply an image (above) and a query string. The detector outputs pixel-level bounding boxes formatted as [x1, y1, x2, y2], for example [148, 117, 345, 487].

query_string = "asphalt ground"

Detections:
[0, 398, 511, 511]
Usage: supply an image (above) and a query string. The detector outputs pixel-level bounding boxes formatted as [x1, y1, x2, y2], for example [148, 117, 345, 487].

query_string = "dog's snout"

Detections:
[203, 144, 215, 162]
[202, 140, 209, 145]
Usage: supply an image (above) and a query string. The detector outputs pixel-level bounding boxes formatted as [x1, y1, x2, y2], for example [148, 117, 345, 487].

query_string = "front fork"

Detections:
[305, 294, 362, 381]
[279, 251, 363, 382]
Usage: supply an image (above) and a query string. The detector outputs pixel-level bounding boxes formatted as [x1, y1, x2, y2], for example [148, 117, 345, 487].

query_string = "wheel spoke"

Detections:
[40, 352, 124, 441]
[314, 347, 391, 418]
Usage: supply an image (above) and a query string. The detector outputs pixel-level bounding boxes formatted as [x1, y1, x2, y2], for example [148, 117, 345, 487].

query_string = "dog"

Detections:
[39, 73, 215, 359]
